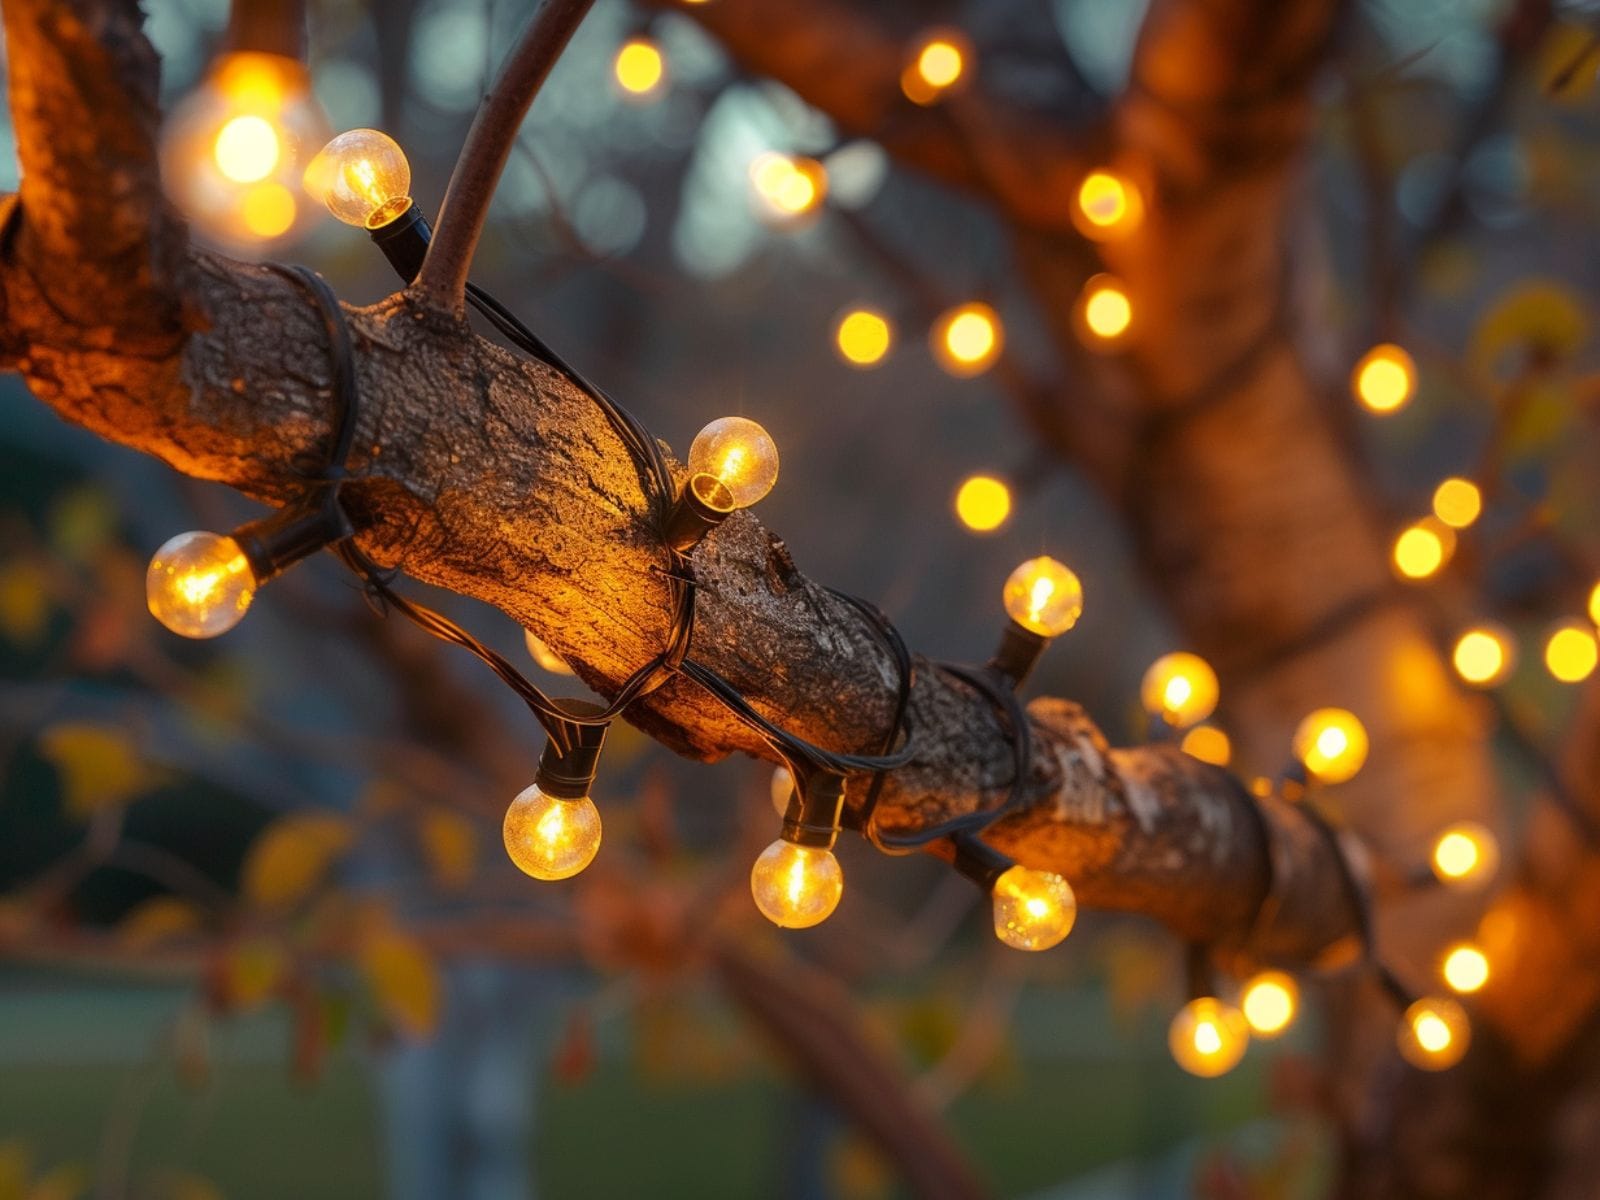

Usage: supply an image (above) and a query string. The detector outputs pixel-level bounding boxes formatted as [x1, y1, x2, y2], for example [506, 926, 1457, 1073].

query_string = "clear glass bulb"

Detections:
[1139, 652, 1220, 729]
[146, 531, 256, 638]
[1292, 708, 1369, 783]
[304, 129, 413, 229]
[687, 417, 780, 510]
[1240, 971, 1299, 1038]
[749, 840, 842, 929]
[769, 766, 794, 818]
[1001, 556, 1084, 638]
[1168, 997, 1249, 1078]
[1398, 997, 1470, 1070]
[502, 784, 602, 881]
[991, 865, 1076, 951]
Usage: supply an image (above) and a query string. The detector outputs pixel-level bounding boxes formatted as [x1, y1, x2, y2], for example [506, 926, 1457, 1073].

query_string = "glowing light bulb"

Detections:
[1002, 557, 1084, 639]
[1240, 971, 1299, 1038]
[769, 766, 794, 818]
[1180, 725, 1232, 767]
[502, 783, 602, 880]
[901, 30, 971, 104]
[835, 308, 893, 367]
[990, 865, 1076, 951]
[146, 531, 256, 638]
[686, 417, 780, 511]
[1544, 621, 1598, 683]
[1352, 344, 1416, 414]
[1078, 276, 1133, 343]
[750, 840, 843, 928]
[1169, 997, 1249, 1077]
[1452, 625, 1513, 687]
[954, 474, 1012, 533]
[1432, 478, 1482, 529]
[749, 153, 827, 222]
[240, 182, 297, 237]
[1398, 997, 1470, 1070]
[613, 37, 666, 98]
[214, 114, 280, 183]
[1292, 708, 1368, 784]
[304, 129, 413, 228]
[1392, 518, 1455, 582]
[1441, 943, 1490, 994]
[931, 302, 1003, 377]
[524, 631, 575, 675]
[1140, 653, 1220, 729]
[1430, 821, 1498, 888]
[1073, 170, 1143, 239]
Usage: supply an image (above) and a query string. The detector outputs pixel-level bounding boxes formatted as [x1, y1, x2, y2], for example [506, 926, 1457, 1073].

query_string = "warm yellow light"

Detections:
[990, 865, 1076, 951]
[524, 631, 575, 675]
[769, 766, 794, 818]
[502, 784, 602, 880]
[931, 302, 1003, 376]
[1392, 518, 1455, 582]
[1441, 943, 1490, 994]
[1544, 621, 1598, 683]
[304, 128, 413, 228]
[749, 153, 827, 220]
[214, 114, 280, 183]
[1398, 997, 1470, 1070]
[954, 474, 1012, 533]
[686, 416, 780, 510]
[1452, 626, 1513, 687]
[1432, 478, 1482, 529]
[1430, 821, 1498, 888]
[1352, 344, 1417, 414]
[240, 183, 297, 238]
[750, 840, 843, 928]
[1081, 279, 1133, 341]
[614, 38, 666, 98]
[1168, 997, 1249, 1078]
[1588, 581, 1600, 628]
[1240, 971, 1299, 1038]
[901, 30, 972, 104]
[146, 531, 256, 639]
[835, 309, 893, 367]
[1139, 652, 1219, 729]
[1292, 708, 1368, 784]
[1002, 557, 1084, 639]
[1073, 169, 1143, 240]
[1180, 725, 1232, 767]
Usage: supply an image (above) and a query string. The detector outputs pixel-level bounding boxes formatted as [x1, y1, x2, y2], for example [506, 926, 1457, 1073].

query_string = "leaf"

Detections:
[1471, 280, 1588, 381]
[37, 723, 162, 818]
[417, 809, 476, 892]
[359, 929, 440, 1039]
[0, 561, 50, 647]
[1538, 24, 1600, 101]
[241, 814, 354, 911]
[117, 897, 202, 949]
[46, 487, 117, 565]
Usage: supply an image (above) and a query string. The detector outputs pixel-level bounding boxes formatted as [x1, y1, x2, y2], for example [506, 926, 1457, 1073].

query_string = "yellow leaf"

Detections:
[26, 1165, 88, 1200]
[221, 938, 286, 1011]
[37, 723, 162, 818]
[1471, 280, 1588, 381]
[418, 809, 476, 891]
[359, 929, 440, 1039]
[47, 488, 116, 565]
[241, 814, 354, 911]
[117, 897, 202, 949]
[0, 561, 50, 646]
[1539, 24, 1600, 101]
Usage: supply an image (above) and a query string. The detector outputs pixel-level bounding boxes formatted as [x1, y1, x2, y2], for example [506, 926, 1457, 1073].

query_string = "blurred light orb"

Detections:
[1432, 477, 1482, 529]
[1002, 557, 1084, 638]
[1081, 278, 1134, 341]
[1430, 821, 1498, 888]
[835, 308, 893, 367]
[1399, 997, 1470, 1071]
[614, 38, 666, 100]
[1180, 725, 1232, 767]
[1588, 580, 1600, 628]
[1140, 652, 1219, 729]
[1392, 518, 1455, 582]
[1442, 943, 1490, 994]
[749, 152, 828, 222]
[1169, 997, 1249, 1078]
[1352, 343, 1416, 414]
[1452, 626, 1513, 687]
[901, 29, 972, 104]
[1292, 708, 1368, 783]
[214, 114, 280, 183]
[931, 302, 1003, 376]
[1073, 169, 1143, 239]
[954, 474, 1012, 533]
[1545, 621, 1598, 683]
[1240, 971, 1299, 1038]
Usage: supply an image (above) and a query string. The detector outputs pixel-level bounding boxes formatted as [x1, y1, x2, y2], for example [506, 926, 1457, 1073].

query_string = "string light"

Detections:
[901, 29, 972, 105]
[1441, 943, 1490, 994]
[305, 128, 413, 229]
[503, 709, 609, 880]
[1240, 971, 1299, 1038]
[1180, 725, 1232, 767]
[524, 631, 575, 675]
[146, 532, 256, 638]
[1430, 821, 1498, 888]
[752, 772, 847, 929]
[1398, 997, 1470, 1071]
[666, 417, 781, 550]
[1432, 478, 1482, 529]
[1140, 652, 1220, 731]
[1076, 275, 1133, 346]
[1392, 518, 1455, 582]
[1072, 169, 1143, 240]
[1352, 344, 1417, 414]
[1168, 997, 1249, 1077]
[931, 302, 1004, 377]
[1452, 625, 1514, 688]
[1291, 708, 1368, 784]
[1544, 621, 1598, 683]
[613, 37, 666, 100]
[749, 153, 828, 223]
[990, 865, 1077, 951]
[834, 308, 893, 367]
[990, 556, 1083, 683]
[954, 474, 1012, 533]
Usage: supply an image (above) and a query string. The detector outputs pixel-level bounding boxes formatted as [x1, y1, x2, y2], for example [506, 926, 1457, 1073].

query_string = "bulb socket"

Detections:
[369, 203, 430, 282]
[225, 0, 308, 60]
[664, 473, 736, 552]
[233, 502, 352, 586]
[780, 770, 847, 850]
[989, 619, 1048, 687]
[535, 699, 610, 800]
[950, 835, 1013, 892]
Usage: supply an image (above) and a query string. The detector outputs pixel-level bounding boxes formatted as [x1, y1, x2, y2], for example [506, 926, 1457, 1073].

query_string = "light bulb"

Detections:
[1240, 971, 1299, 1038]
[1073, 169, 1143, 239]
[614, 37, 666, 99]
[954, 474, 1012, 533]
[524, 631, 575, 675]
[304, 129, 413, 229]
[1589, 580, 1600, 628]
[502, 783, 602, 880]
[1392, 518, 1455, 582]
[1352, 344, 1416, 414]
[1292, 708, 1368, 783]
[749, 153, 827, 221]
[769, 766, 794, 818]
[686, 417, 780, 510]
[1430, 821, 1498, 888]
[1432, 478, 1482, 529]
[931, 302, 1003, 377]
[1544, 621, 1598, 683]
[1168, 997, 1249, 1077]
[1078, 276, 1133, 343]
[1180, 725, 1232, 767]
[835, 308, 893, 367]
[990, 865, 1076, 951]
[146, 531, 256, 638]
[1452, 625, 1513, 688]
[1441, 943, 1490, 994]
[1140, 652, 1219, 729]
[1398, 997, 1470, 1070]
[750, 840, 843, 929]
[900, 30, 972, 104]
[1002, 557, 1084, 639]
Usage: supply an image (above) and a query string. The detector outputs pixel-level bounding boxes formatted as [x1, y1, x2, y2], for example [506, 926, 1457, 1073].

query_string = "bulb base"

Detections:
[664, 473, 736, 552]
[950, 834, 1013, 892]
[369, 203, 431, 282]
[535, 700, 610, 799]
[989, 620, 1048, 686]
[233, 503, 353, 586]
[780, 770, 847, 850]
